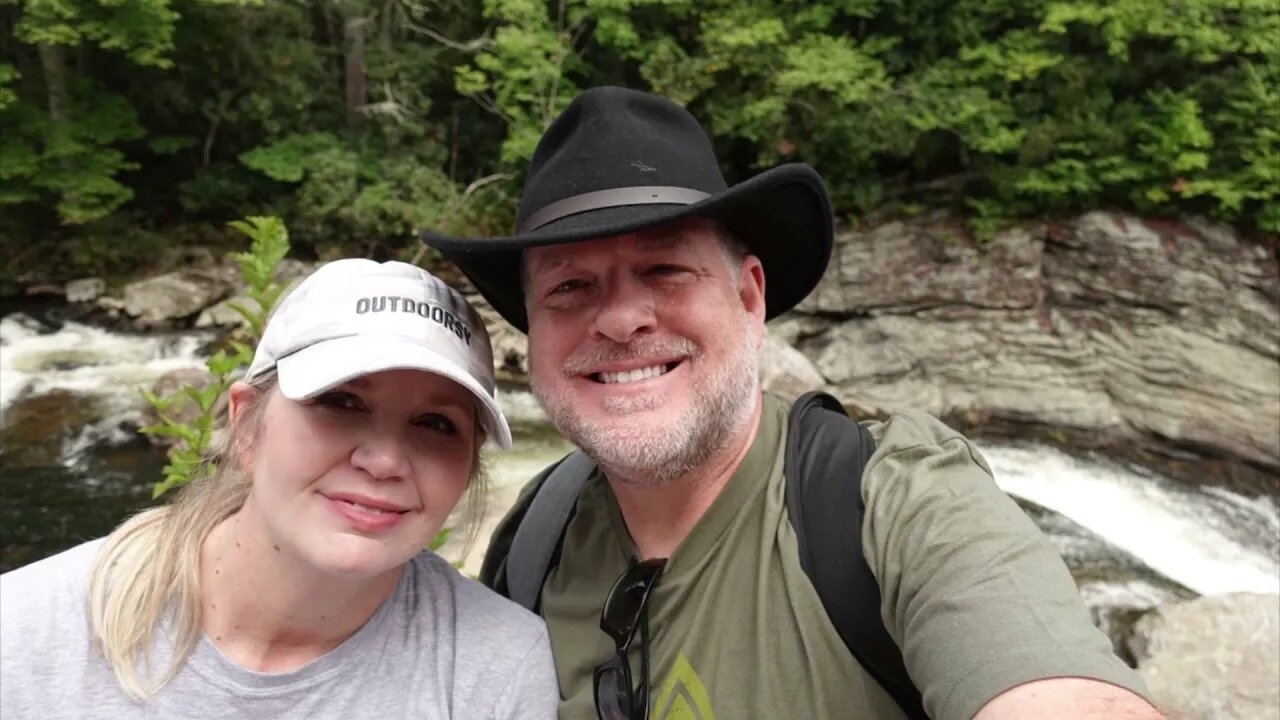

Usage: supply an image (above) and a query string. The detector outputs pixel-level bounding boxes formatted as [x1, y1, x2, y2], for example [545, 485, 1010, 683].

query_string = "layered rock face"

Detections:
[784, 211, 1278, 490]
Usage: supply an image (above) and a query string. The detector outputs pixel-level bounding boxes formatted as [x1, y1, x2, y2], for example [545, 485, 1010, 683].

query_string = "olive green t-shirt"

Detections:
[527, 394, 1145, 720]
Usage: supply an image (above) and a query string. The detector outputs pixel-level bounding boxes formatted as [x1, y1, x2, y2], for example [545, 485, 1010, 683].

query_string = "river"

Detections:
[2, 308, 1277, 655]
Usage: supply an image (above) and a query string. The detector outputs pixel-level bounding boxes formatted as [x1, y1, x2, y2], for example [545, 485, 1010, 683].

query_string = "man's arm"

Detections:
[861, 410, 1155, 720]
[974, 677, 1165, 719]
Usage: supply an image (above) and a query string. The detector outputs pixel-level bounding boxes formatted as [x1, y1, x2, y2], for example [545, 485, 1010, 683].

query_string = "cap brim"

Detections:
[275, 335, 513, 449]
[421, 163, 833, 333]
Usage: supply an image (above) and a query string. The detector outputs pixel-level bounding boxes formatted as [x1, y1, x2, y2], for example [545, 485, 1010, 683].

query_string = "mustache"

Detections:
[562, 336, 697, 376]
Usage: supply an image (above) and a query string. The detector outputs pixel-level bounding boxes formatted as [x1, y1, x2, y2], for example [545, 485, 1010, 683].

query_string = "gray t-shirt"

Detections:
[0, 539, 558, 719]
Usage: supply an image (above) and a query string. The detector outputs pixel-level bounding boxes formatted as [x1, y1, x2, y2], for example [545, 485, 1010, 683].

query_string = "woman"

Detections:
[0, 259, 558, 719]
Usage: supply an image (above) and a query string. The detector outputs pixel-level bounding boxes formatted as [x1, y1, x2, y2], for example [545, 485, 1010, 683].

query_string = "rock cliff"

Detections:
[783, 211, 1278, 491]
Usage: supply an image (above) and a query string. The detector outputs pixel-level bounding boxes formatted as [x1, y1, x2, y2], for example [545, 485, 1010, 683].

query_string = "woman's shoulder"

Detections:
[399, 551, 555, 711]
[0, 539, 104, 683]
[405, 551, 548, 640]
[1, 538, 105, 609]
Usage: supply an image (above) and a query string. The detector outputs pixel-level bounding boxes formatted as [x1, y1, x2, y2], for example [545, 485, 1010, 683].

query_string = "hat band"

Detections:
[519, 186, 711, 233]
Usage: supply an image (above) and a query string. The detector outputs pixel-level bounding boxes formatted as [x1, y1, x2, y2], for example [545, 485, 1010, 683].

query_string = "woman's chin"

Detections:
[306, 533, 417, 580]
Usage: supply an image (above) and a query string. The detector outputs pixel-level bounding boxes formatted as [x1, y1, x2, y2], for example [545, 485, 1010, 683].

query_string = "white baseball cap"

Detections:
[244, 259, 512, 449]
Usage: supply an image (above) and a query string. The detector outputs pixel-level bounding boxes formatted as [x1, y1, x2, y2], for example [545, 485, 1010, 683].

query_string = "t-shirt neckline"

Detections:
[185, 561, 411, 696]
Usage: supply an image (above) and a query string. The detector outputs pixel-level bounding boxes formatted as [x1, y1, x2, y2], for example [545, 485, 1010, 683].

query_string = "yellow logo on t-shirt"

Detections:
[650, 650, 716, 720]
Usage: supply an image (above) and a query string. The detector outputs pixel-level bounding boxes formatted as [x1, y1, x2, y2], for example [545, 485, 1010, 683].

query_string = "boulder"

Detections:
[141, 368, 226, 447]
[1130, 593, 1280, 720]
[196, 295, 258, 329]
[123, 271, 232, 327]
[759, 329, 826, 400]
[65, 277, 106, 304]
[0, 390, 104, 467]
[194, 260, 319, 329]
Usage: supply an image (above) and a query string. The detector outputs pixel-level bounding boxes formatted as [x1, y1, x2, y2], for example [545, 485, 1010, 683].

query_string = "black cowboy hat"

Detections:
[421, 86, 833, 333]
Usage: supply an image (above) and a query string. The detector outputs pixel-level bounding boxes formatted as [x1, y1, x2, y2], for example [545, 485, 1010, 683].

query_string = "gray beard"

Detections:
[531, 325, 759, 487]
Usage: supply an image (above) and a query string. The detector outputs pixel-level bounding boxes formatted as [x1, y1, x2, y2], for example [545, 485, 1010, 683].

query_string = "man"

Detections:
[424, 86, 1163, 720]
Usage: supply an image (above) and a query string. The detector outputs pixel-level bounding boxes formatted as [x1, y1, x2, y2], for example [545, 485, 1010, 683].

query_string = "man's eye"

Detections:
[647, 264, 685, 276]
[415, 414, 459, 435]
[548, 279, 587, 295]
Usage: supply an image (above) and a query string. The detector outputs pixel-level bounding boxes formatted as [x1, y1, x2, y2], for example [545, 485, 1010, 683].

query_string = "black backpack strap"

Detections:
[506, 449, 598, 612]
[786, 392, 928, 719]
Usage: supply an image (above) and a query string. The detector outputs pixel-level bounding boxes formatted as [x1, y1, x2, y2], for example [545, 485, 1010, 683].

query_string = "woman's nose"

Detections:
[349, 433, 413, 482]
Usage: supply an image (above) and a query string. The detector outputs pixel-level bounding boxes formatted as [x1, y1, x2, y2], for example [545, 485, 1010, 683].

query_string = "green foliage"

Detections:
[3, 0, 1277, 271]
[239, 133, 344, 183]
[0, 64, 19, 111]
[225, 215, 291, 334]
[455, 0, 585, 162]
[1, 82, 145, 223]
[237, 132, 484, 255]
[14, 0, 180, 68]
[455, 0, 588, 162]
[142, 215, 290, 497]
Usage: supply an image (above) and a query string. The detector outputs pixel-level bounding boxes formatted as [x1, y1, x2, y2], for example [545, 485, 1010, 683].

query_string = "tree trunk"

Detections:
[39, 42, 70, 136]
[343, 16, 368, 130]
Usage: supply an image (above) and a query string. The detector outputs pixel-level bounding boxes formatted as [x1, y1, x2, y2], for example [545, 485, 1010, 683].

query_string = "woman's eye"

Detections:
[415, 414, 459, 435]
[315, 392, 362, 411]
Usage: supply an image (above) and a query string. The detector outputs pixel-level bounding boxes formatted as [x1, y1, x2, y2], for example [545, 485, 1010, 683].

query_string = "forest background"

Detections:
[1, 0, 1277, 293]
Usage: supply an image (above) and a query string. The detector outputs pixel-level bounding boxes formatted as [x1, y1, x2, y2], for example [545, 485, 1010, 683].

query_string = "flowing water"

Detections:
[2, 308, 1277, 650]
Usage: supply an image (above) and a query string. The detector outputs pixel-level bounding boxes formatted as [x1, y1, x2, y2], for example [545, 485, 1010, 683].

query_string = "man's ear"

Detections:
[738, 255, 767, 345]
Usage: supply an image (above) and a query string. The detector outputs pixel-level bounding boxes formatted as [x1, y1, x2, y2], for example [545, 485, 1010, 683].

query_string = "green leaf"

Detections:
[148, 136, 197, 155]
[428, 527, 453, 551]
[238, 133, 342, 183]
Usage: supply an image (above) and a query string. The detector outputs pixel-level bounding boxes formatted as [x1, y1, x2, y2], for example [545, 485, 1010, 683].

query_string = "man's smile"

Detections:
[590, 361, 683, 384]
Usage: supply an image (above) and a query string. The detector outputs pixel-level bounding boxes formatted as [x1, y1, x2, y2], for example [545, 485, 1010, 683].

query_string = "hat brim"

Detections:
[275, 335, 513, 449]
[421, 163, 832, 333]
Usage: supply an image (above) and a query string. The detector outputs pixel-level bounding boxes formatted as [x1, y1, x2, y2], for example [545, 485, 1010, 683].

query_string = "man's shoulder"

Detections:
[770, 393, 988, 474]
[865, 409, 992, 468]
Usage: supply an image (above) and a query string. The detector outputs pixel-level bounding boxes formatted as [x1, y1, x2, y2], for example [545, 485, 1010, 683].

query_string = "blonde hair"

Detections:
[87, 371, 490, 699]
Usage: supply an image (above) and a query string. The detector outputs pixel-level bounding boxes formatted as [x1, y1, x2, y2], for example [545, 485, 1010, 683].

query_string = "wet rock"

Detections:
[273, 258, 320, 284]
[195, 262, 318, 329]
[794, 211, 1280, 483]
[123, 271, 232, 327]
[96, 296, 126, 312]
[65, 278, 106, 303]
[141, 368, 226, 447]
[1130, 593, 1280, 720]
[23, 283, 63, 297]
[0, 390, 104, 467]
[196, 294, 258, 329]
[760, 329, 826, 400]
[460, 291, 529, 382]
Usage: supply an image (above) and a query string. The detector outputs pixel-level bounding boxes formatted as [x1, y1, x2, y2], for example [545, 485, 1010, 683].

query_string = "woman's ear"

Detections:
[227, 381, 258, 425]
[227, 381, 261, 470]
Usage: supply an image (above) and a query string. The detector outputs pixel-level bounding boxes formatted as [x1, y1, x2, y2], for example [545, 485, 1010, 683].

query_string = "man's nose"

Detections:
[590, 277, 657, 343]
[349, 432, 413, 482]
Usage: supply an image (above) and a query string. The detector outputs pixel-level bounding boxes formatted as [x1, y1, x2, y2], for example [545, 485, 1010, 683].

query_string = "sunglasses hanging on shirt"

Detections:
[593, 557, 667, 720]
